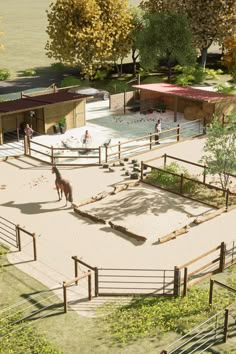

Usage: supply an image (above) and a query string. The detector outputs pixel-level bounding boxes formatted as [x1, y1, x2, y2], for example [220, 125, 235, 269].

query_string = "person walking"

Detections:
[155, 119, 161, 144]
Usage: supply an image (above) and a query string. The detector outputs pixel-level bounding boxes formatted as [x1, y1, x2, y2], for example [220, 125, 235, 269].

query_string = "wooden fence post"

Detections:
[99, 146, 102, 164]
[16, 224, 21, 251]
[209, 279, 214, 306]
[223, 308, 229, 343]
[105, 145, 108, 163]
[225, 189, 229, 211]
[203, 117, 207, 134]
[164, 154, 167, 168]
[180, 173, 184, 194]
[74, 256, 78, 285]
[203, 165, 207, 184]
[63, 281, 67, 313]
[51, 146, 54, 165]
[124, 90, 126, 114]
[219, 242, 226, 272]
[24, 136, 28, 155]
[118, 141, 121, 160]
[149, 133, 152, 150]
[183, 267, 188, 297]
[32, 233, 37, 261]
[94, 267, 99, 297]
[174, 266, 181, 296]
[141, 161, 144, 181]
[88, 271, 92, 300]
[177, 124, 180, 142]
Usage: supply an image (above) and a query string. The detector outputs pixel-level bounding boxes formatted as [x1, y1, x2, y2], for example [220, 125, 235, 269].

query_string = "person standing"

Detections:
[155, 119, 161, 144]
[82, 130, 92, 147]
[24, 124, 34, 154]
[24, 124, 33, 139]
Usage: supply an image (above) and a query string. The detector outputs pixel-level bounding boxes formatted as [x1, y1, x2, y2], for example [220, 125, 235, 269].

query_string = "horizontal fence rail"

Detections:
[105, 120, 203, 163]
[141, 157, 236, 209]
[0, 216, 18, 249]
[161, 301, 236, 353]
[24, 138, 102, 166]
[0, 215, 37, 261]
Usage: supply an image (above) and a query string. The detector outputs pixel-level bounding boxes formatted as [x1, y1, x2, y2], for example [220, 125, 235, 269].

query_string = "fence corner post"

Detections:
[209, 279, 214, 306]
[183, 267, 188, 297]
[88, 270, 92, 300]
[74, 255, 78, 285]
[32, 232, 37, 261]
[16, 224, 21, 251]
[219, 242, 226, 272]
[174, 266, 181, 296]
[223, 308, 229, 343]
[94, 267, 99, 297]
[63, 281, 67, 313]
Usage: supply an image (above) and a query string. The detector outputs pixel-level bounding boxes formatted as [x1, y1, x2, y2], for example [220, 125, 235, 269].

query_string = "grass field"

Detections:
[1, 245, 236, 353]
[0, 0, 141, 78]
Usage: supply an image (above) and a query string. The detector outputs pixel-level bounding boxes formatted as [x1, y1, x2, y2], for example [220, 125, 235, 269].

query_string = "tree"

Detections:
[223, 34, 236, 82]
[135, 12, 196, 82]
[45, 0, 134, 77]
[200, 113, 236, 190]
[140, 0, 183, 13]
[184, 0, 236, 68]
[140, 0, 236, 68]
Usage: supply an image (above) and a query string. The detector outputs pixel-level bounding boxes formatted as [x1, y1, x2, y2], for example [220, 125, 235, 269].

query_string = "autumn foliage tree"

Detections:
[45, 0, 134, 77]
[223, 34, 236, 81]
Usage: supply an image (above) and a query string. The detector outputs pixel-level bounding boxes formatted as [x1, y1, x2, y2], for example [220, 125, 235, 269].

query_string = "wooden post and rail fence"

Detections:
[23, 118, 203, 166]
[140, 154, 236, 210]
[68, 242, 235, 303]
[0, 215, 37, 261]
[24, 137, 102, 166]
[160, 280, 236, 353]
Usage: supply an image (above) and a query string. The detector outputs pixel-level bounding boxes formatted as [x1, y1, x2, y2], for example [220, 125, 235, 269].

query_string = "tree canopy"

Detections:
[46, 0, 134, 76]
[200, 113, 236, 190]
[223, 34, 236, 82]
[136, 12, 196, 81]
[139, 0, 236, 68]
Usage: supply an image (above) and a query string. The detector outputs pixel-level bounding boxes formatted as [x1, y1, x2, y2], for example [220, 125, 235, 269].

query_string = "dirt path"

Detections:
[1, 139, 236, 311]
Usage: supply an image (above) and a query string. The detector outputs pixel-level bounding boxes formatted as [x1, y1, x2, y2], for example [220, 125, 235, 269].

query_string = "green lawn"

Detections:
[1, 244, 236, 353]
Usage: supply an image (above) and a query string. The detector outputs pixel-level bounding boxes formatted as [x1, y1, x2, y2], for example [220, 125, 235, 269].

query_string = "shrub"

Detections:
[146, 162, 197, 194]
[0, 68, 10, 80]
[60, 76, 84, 88]
[174, 65, 222, 86]
[94, 69, 109, 80]
[51, 62, 65, 72]
[22, 68, 37, 76]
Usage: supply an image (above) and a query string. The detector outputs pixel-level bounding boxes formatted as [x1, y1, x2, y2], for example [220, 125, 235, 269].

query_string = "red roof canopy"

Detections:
[0, 92, 86, 113]
[132, 83, 236, 103]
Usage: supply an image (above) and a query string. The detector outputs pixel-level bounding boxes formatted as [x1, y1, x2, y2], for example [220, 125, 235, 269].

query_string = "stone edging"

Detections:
[73, 184, 229, 244]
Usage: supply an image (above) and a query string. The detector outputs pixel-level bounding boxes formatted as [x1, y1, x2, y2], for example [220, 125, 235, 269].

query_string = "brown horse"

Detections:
[52, 166, 73, 206]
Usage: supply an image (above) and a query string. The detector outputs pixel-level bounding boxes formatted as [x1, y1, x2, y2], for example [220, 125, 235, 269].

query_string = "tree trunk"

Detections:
[132, 48, 139, 76]
[167, 63, 172, 83]
[200, 47, 208, 69]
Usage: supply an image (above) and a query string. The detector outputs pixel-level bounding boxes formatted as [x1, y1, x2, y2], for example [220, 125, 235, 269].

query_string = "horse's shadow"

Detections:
[1, 200, 71, 215]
